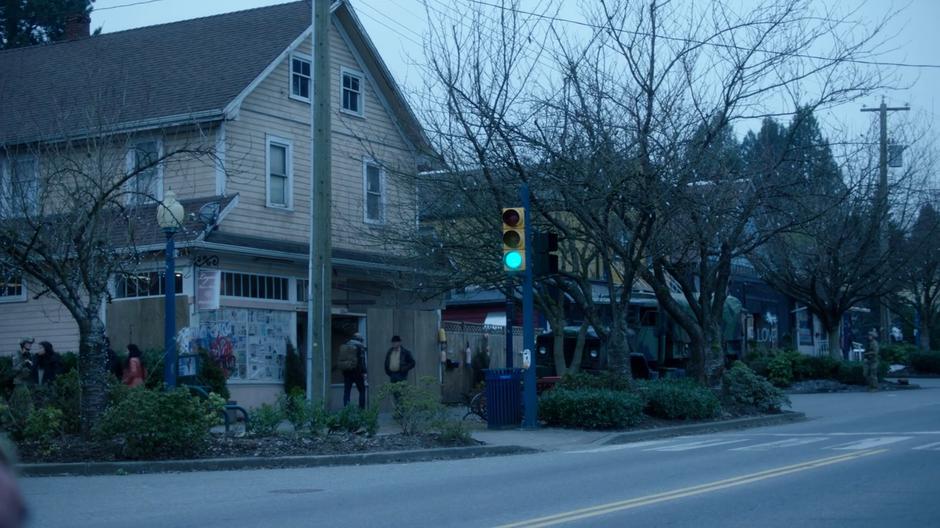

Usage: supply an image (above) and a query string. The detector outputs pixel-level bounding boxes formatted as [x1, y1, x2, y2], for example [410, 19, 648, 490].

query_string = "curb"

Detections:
[17, 444, 540, 478]
[603, 411, 807, 445]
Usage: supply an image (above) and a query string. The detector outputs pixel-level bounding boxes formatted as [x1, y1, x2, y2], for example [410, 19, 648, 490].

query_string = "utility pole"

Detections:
[306, 0, 332, 403]
[861, 97, 908, 344]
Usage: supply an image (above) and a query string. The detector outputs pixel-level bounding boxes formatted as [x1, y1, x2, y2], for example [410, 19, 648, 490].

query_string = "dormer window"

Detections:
[291, 54, 311, 101]
[341, 67, 364, 116]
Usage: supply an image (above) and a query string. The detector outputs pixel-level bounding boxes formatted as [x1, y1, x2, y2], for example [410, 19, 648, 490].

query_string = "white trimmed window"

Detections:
[290, 54, 311, 101]
[114, 271, 183, 299]
[1, 155, 39, 216]
[341, 67, 364, 116]
[363, 160, 385, 223]
[221, 272, 289, 301]
[126, 140, 163, 204]
[266, 136, 292, 209]
[0, 266, 26, 303]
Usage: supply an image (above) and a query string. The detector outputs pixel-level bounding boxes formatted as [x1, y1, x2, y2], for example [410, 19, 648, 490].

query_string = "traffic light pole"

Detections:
[505, 283, 513, 369]
[521, 184, 538, 428]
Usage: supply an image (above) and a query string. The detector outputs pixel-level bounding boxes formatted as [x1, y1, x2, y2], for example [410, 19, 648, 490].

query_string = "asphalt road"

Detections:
[20, 379, 940, 528]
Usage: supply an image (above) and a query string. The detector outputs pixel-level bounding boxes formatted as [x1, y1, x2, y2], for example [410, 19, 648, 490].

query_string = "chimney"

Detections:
[63, 13, 91, 40]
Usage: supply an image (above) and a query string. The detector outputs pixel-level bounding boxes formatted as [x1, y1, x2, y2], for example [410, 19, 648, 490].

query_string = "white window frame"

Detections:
[362, 159, 385, 224]
[219, 270, 292, 302]
[0, 266, 27, 303]
[125, 138, 164, 205]
[340, 66, 365, 117]
[112, 270, 183, 300]
[289, 53, 312, 103]
[265, 135, 293, 210]
[1, 155, 40, 216]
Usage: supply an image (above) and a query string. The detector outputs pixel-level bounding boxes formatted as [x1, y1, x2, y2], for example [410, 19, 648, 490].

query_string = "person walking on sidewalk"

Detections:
[122, 344, 147, 388]
[339, 333, 368, 409]
[384, 335, 415, 384]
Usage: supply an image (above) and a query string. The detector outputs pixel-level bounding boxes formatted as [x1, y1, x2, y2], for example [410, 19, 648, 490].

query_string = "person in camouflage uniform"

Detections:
[864, 329, 880, 391]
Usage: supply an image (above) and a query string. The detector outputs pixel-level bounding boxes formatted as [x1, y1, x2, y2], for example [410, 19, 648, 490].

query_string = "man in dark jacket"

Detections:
[341, 333, 368, 409]
[383, 335, 415, 383]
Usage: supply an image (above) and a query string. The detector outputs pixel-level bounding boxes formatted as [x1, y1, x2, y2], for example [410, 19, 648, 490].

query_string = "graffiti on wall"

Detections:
[196, 308, 292, 382]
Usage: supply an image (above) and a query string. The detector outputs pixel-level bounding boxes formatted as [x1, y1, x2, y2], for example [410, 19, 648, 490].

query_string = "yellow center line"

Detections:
[497, 449, 887, 528]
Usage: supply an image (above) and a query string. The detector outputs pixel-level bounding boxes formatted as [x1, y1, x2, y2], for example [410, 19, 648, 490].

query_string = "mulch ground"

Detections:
[17, 432, 481, 464]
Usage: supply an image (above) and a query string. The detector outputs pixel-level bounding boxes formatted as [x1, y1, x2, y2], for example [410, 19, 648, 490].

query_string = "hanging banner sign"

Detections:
[196, 269, 221, 311]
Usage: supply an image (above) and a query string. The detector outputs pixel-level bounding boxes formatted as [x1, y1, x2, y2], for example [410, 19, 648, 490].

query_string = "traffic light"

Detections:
[502, 207, 525, 272]
[533, 231, 559, 276]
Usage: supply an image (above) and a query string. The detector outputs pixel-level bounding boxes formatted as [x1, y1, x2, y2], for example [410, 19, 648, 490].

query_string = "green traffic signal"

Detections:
[504, 250, 524, 270]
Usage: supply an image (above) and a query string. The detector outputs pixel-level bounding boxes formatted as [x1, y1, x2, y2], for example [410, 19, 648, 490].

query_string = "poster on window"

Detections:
[197, 308, 291, 382]
[196, 269, 220, 311]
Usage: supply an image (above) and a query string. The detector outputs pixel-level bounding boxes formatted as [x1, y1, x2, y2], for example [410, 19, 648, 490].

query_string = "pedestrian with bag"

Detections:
[383, 335, 415, 384]
[338, 333, 367, 408]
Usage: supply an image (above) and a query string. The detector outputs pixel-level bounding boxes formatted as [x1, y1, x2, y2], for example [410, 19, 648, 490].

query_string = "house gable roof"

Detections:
[0, 1, 428, 151]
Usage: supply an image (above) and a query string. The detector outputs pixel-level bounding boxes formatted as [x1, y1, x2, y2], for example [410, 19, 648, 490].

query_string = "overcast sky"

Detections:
[91, 0, 940, 170]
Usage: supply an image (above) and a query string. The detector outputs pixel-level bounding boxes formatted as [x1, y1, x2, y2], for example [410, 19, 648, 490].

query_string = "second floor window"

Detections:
[2, 155, 39, 216]
[126, 140, 162, 204]
[341, 68, 363, 116]
[364, 161, 384, 223]
[291, 54, 311, 100]
[266, 136, 292, 209]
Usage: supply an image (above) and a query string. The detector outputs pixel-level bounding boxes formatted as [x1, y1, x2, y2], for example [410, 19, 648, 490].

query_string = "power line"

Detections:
[95, 0, 165, 11]
[465, 0, 940, 70]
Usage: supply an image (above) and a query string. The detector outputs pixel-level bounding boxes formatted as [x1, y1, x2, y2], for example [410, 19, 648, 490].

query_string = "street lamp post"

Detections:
[157, 190, 185, 389]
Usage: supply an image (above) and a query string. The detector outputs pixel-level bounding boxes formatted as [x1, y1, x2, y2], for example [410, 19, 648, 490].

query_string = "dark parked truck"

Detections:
[534, 296, 743, 378]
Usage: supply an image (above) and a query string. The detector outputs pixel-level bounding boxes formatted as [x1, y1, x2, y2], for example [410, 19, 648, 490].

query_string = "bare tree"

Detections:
[0, 122, 219, 436]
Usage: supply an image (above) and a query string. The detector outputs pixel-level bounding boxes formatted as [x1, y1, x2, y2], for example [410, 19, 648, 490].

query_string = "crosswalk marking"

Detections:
[646, 439, 749, 452]
[912, 441, 940, 451]
[828, 436, 913, 450]
[730, 437, 829, 451]
[567, 440, 670, 454]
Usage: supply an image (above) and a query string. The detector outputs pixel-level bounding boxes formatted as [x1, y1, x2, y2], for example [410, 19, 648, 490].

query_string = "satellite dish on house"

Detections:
[197, 201, 220, 226]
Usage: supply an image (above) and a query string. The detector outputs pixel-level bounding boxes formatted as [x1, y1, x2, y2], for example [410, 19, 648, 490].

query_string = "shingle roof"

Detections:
[0, 2, 311, 145]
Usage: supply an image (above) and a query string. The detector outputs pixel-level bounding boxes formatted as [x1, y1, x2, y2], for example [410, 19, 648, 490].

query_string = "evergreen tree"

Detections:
[1, 0, 95, 50]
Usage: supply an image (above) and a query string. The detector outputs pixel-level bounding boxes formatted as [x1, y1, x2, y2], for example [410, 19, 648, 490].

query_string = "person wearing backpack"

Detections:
[339, 333, 367, 409]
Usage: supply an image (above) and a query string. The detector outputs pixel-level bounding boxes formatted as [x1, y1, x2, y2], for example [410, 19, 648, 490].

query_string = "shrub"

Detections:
[141, 348, 165, 389]
[277, 390, 321, 434]
[6, 385, 33, 439]
[880, 343, 917, 366]
[539, 388, 644, 429]
[801, 356, 841, 381]
[196, 350, 230, 400]
[23, 407, 63, 444]
[49, 370, 81, 435]
[59, 352, 78, 374]
[837, 361, 863, 386]
[324, 405, 379, 436]
[248, 403, 284, 436]
[435, 419, 472, 445]
[639, 379, 720, 420]
[910, 351, 940, 374]
[0, 357, 14, 399]
[722, 361, 790, 414]
[767, 353, 794, 387]
[96, 388, 222, 459]
[744, 355, 770, 378]
[379, 377, 444, 435]
[557, 370, 632, 392]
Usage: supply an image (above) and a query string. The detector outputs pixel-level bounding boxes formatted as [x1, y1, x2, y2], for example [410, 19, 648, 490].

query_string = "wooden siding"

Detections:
[221, 19, 418, 250]
[0, 277, 80, 356]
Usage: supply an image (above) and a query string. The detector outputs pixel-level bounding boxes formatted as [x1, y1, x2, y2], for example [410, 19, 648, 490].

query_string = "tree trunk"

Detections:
[77, 314, 110, 438]
[605, 316, 633, 383]
[570, 322, 588, 374]
[702, 322, 724, 387]
[919, 313, 931, 351]
[827, 324, 843, 360]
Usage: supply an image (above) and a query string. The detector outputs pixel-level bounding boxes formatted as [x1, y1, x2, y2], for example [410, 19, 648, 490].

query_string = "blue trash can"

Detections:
[484, 368, 523, 429]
